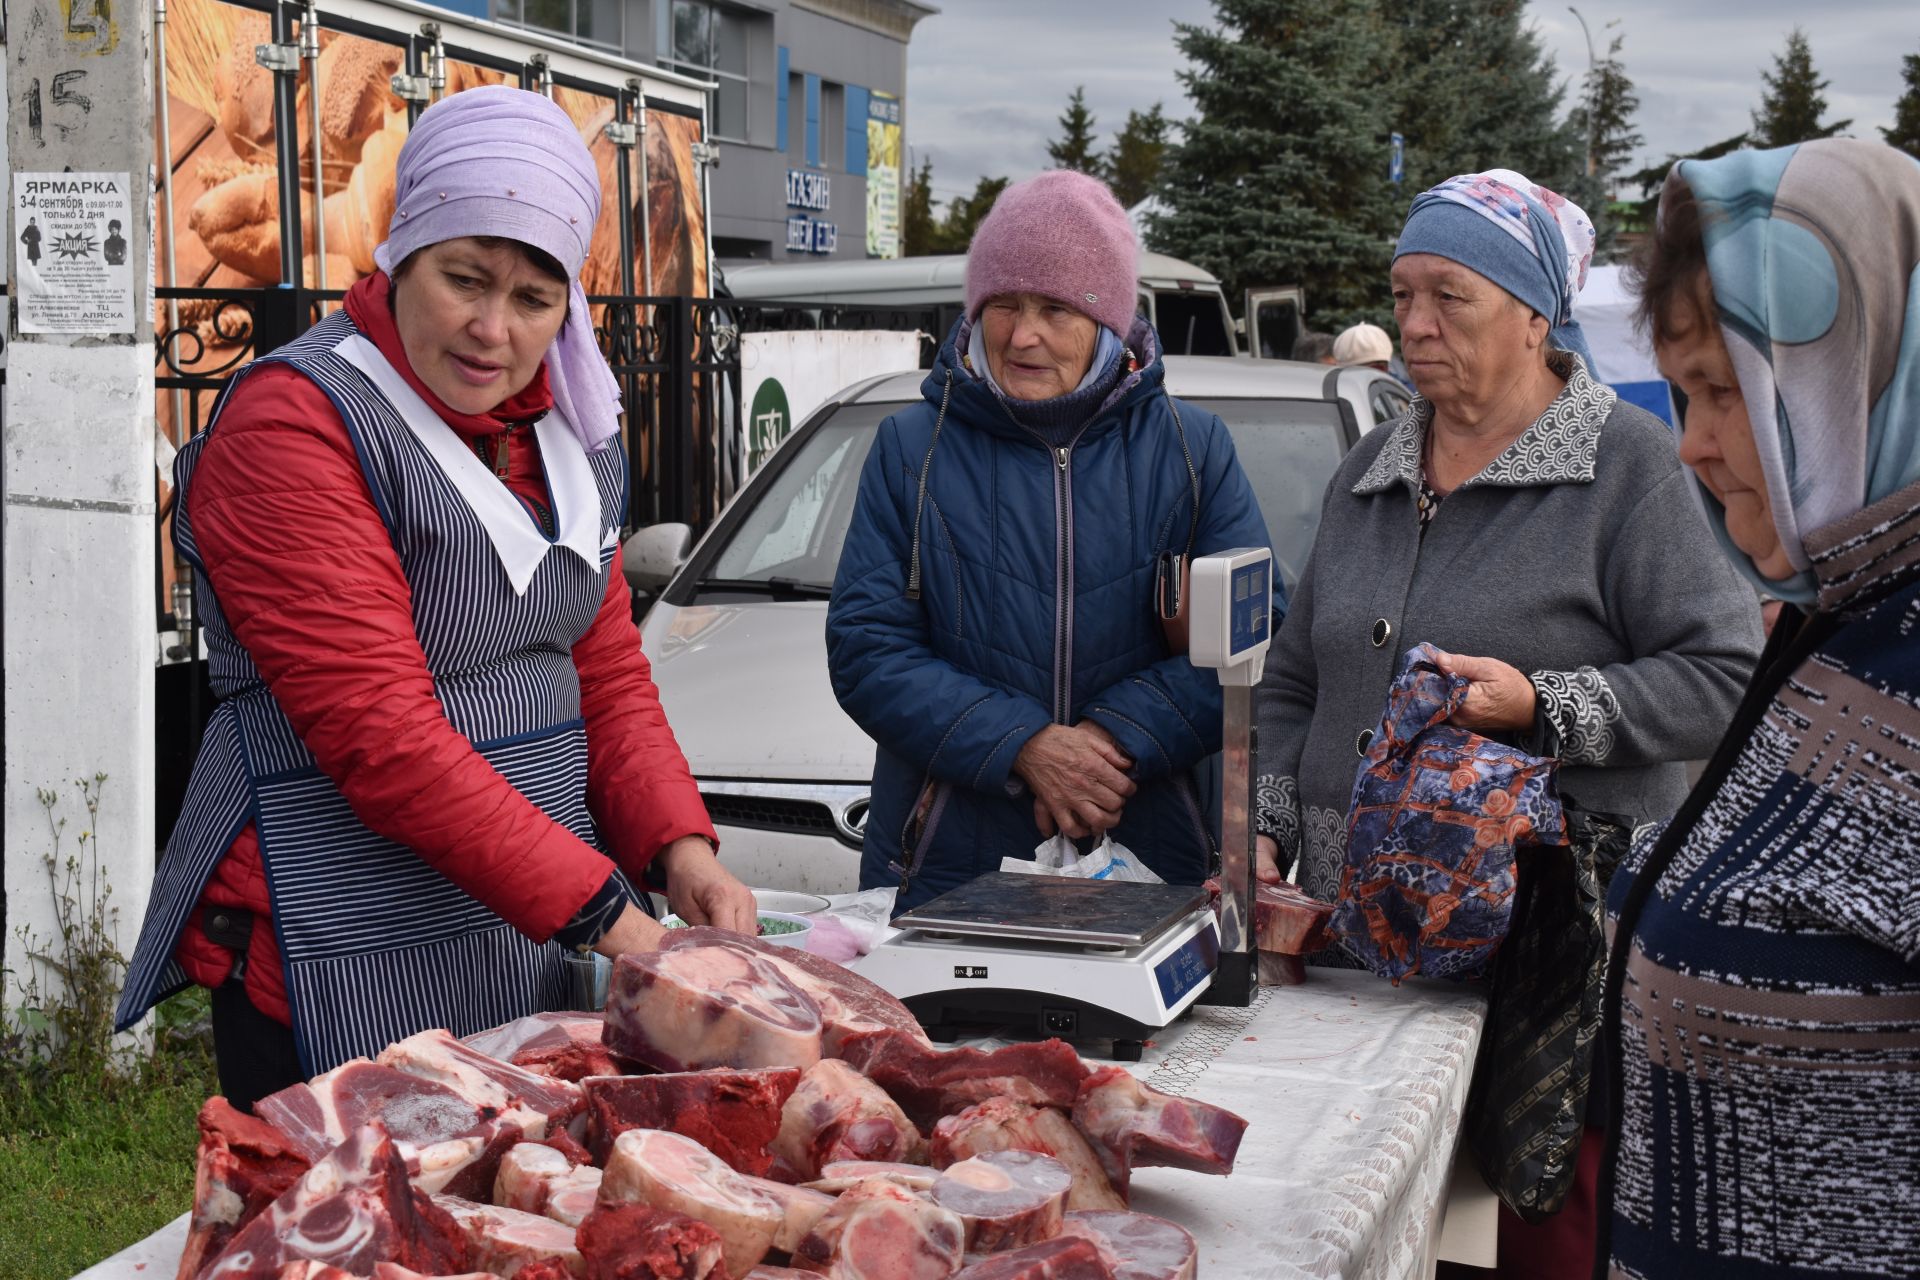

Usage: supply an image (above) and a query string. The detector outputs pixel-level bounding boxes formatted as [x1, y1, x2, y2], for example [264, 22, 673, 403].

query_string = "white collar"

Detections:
[336, 332, 605, 595]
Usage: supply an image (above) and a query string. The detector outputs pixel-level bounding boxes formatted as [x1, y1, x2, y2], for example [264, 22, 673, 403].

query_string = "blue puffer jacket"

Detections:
[827, 321, 1275, 910]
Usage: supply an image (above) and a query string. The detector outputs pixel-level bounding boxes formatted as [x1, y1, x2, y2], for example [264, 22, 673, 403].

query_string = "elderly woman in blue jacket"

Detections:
[827, 172, 1272, 910]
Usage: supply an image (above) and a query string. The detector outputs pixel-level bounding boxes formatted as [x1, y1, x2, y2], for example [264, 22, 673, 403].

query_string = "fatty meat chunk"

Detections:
[432, 1194, 585, 1277]
[1070, 1066, 1246, 1181]
[177, 1097, 313, 1280]
[930, 1151, 1072, 1253]
[1057, 1211, 1197, 1280]
[789, 1177, 966, 1280]
[602, 946, 825, 1073]
[600, 1128, 788, 1277]
[950, 1236, 1115, 1280]
[772, 1059, 926, 1181]
[930, 1099, 1125, 1212]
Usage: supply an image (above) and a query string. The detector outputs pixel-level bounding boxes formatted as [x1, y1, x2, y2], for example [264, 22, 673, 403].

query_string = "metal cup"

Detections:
[562, 950, 612, 1012]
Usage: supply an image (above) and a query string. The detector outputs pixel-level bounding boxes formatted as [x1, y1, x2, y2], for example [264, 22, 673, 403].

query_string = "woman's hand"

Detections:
[657, 836, 758, 934]
[1254, 835, 1284, 885]
[1433, 650, 1538, 732]
[593, 901, 666, 957]
[1016, 722, 1136, 839]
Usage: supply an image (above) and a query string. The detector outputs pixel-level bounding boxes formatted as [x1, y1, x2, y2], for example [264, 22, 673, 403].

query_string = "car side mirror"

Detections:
[623, 522, 693, 595]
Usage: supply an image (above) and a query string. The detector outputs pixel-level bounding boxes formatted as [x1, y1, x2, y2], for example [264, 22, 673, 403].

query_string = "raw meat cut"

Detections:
[602, 946, 824, 1073]
[466, 1012, 636, 1082]
[540, 1127, 596, 1167]
[378, 1029, 585, 1133]
[495, 1142, 604, 1227]
[1057, 1212, 1197, 1280]
[412, 1127, 528, 1200]
[772, 1060, 926, 1180]
[577, 1201, 727, 1280]
[950, 1237, 1114, 1280]
[930, 1100, 1125, 1212]
[177, 1097, 313, 1280]
[660, 928, 929, 1057]
[1255, 880, 1334, 955]
[198, 1124, 469, 1279]
[433, 1195, 584, 1277]
[836, 1037, 1088, 1131]
[803, 1162, 940, 1194]
[272, 1265, 357, 1279]
[600, 1128, 787, 1277]
[371, 1267, 496, 1280]
[256, 1061, 499, 1161]
[789, 1178, 965, 1279]
[930, 1152, 1071, 1253]
[584, 1070, 802, 1173]
[1257, 952, 1308, 987]
[509, 1264, 575, 1280]
[1070, 1067, 1245, 1181]
[742, 1178, 835, 1253]
[744, 1270, 818, 1279]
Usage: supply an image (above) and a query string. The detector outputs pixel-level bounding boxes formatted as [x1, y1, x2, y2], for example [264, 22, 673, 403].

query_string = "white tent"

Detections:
[1576, 263, 1677, 426]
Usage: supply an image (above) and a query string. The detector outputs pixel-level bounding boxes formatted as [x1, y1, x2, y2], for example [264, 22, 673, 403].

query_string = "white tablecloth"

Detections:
[73, 970, 1485, 1280]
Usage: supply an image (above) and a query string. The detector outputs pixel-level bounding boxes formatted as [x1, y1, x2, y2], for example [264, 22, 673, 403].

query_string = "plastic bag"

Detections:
[803, 886, 898, 961]
[1002, 834, 1165, 884]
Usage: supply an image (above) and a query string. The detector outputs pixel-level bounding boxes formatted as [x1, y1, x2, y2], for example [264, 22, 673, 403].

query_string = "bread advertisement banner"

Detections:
[156, 0, 709, 385]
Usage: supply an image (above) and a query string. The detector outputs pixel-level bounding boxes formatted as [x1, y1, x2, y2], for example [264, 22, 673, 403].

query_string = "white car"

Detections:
[632, 357, 1411, 893]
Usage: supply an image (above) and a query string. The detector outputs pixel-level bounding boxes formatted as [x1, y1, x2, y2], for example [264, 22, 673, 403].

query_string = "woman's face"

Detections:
[392, 238, 569, 416]
[979, 292, 1101, 401]
[1655, 294, 1796, 581]
[1391, 254, 1547, 415]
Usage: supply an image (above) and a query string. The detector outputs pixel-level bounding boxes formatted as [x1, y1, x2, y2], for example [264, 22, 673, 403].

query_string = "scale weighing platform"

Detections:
[872, 872, 1220, 1059]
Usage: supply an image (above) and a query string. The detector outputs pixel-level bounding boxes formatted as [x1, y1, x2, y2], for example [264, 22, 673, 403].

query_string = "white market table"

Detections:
[72, 969, 1488, 1280]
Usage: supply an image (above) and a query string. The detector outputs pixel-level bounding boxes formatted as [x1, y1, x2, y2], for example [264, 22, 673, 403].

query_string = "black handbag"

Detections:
[1462, 802, 1631, 1223]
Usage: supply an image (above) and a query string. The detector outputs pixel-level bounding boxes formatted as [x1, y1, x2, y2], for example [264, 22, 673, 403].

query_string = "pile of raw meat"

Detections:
[177, 927, 1246, 1280]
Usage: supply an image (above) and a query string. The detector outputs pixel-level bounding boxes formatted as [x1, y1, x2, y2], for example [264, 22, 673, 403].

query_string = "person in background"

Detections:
[1291, 330, 1337, 364]
[828, 171, 1272, 911]
[116, 87, 755, 1110]
[1256, 168, 1760, 1277]
[1332, 321, 1395, 372]
[1597, 137, 1920, 1280]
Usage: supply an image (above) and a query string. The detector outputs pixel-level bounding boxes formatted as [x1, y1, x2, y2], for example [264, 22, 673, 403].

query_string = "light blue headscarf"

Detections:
[1395, 169, 1599, 372]
[1669, 139, 1920, 606]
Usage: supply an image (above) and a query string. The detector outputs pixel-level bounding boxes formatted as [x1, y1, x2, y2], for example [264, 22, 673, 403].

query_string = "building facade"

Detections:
[446, 0, 934, 263]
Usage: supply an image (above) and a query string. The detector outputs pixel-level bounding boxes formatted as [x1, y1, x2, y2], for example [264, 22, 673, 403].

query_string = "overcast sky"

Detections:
[904, 1, 1912, 206]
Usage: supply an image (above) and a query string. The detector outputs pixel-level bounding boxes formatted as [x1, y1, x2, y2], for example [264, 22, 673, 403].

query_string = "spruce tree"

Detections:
[1752, 28, 1852, 147]
[938, 176, 1012, 252]
[1567, 32, 1643, 260]
[902, 157, 939, 257]
[1153, 0, 1400, 328]
[1046, 88, 1102, 174]
[1107, 104, 1170, 208]
[1886, 51, 1920, 159]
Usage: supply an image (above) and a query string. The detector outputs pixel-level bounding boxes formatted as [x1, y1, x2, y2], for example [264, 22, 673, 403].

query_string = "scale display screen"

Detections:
[1154, 922, 1221, 1008]
[1228, 560, 1270, 657]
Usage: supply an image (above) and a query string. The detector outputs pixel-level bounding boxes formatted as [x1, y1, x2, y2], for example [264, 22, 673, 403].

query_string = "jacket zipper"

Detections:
[1051, 445, 1073, 724]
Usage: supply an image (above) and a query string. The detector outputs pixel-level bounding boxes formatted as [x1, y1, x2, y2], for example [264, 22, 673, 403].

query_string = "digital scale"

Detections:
[866, 548, 1275, 1059]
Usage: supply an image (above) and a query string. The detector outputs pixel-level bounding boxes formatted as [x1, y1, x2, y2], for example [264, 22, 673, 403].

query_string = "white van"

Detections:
[720, 252, 1251, 358]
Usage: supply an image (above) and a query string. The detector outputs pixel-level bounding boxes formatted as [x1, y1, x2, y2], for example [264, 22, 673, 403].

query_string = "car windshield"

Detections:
[694, 397, 1347, 598]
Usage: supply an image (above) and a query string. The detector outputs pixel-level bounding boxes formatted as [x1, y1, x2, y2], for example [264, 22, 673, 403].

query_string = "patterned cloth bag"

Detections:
[1329, 643, 1567, 982]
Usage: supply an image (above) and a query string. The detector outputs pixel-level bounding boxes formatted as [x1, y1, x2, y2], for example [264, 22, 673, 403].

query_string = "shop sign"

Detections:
[786, 215, 838, 255]
[786, 169, 831, 212]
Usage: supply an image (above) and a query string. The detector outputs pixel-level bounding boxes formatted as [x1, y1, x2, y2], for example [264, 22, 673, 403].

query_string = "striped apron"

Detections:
[117, 310, 633, 1074]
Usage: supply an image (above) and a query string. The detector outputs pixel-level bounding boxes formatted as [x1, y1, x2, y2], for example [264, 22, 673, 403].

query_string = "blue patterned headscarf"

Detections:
[1395, 169, 1598, 372]
[1667, 139, 1920, 607]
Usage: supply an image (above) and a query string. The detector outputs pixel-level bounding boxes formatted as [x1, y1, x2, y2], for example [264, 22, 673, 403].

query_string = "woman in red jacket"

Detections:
[117, 86, 754, 1109]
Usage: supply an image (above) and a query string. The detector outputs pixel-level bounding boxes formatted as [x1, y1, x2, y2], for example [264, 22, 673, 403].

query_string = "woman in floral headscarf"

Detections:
[1257, 169, 1762, 1274]
[1596, 138, 1920, 1280]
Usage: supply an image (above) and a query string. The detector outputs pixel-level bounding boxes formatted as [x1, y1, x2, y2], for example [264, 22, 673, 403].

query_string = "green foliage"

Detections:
[1752, 27, 1852, 147]
[1107, 104, 1171, 208]
[1567, 31, 1644, 261]
[1152, 0, 1403, 330]
[1047, 86, 1103, 174]
[0, 778, 218, 1280]
[1886, 52, 1920, 159]
[1624, 130, 1751, 229]
[902, 156, 940, 257]
[935, 175, 1012, 254]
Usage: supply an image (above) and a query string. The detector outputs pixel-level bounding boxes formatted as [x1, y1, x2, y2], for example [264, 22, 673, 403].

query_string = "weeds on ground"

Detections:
[0, 778, 217, 1280]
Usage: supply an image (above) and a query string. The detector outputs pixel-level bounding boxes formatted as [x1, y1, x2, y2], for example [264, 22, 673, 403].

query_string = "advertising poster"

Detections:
[865, 91, 901, 260]
[13, 171, 135, 334]
[739, 329, 921, 473]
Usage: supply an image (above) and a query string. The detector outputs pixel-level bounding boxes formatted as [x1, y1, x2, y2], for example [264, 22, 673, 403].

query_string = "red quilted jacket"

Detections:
[174, 273, 715, 1025]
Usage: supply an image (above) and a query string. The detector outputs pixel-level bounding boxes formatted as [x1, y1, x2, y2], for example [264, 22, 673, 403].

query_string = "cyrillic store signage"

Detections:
[786, 216, 838, 255]
[786, 169, 831, 212]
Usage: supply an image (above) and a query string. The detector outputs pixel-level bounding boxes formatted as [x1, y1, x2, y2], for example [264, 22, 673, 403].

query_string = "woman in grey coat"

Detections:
[1253, 171, 1761, 1271]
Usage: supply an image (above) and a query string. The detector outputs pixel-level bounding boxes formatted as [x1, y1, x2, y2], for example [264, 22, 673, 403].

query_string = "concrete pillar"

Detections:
[3, 0, 156, 1014]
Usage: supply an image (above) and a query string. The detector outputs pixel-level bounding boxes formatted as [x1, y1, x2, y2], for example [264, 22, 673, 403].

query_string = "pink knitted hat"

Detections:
[964, 171, 1139, 337]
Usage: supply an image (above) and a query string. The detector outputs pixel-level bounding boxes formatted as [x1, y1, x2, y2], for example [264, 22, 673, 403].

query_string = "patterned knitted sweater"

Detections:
[1598, 478, 1920, 1279]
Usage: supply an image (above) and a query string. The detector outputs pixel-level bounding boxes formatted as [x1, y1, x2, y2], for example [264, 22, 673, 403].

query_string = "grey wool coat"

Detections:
[1255, 353, 1763, 905]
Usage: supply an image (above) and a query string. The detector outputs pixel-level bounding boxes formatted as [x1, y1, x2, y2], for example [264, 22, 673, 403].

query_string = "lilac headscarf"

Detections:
[375, 86, 622, 453]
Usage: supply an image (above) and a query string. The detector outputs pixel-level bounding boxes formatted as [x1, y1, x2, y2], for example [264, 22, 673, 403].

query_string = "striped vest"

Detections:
[118, 311, 631, 1073]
